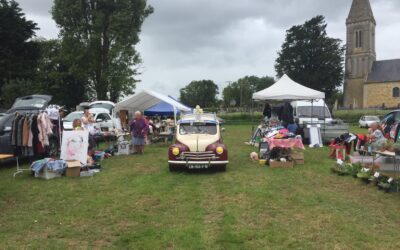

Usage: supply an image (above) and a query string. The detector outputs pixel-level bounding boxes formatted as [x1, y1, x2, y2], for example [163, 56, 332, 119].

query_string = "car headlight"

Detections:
[172, 147, 180, 156]
[216, 146, 224, 155]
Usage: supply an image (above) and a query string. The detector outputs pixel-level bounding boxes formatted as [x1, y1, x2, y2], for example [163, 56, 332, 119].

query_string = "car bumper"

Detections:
[168, 160, 229, 165]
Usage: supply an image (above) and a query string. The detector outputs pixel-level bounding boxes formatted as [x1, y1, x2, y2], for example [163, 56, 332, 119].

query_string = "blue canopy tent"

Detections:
[144, 101, 181, 116]
[144, 98, 192, 117]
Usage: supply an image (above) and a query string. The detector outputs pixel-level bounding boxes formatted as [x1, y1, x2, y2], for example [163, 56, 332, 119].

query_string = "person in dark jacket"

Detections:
[280, 102, 294, 128]
[263, 103, 272, 119]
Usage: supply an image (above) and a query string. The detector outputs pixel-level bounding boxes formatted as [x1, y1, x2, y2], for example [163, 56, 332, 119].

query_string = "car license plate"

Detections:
[188, 164, 208, 169]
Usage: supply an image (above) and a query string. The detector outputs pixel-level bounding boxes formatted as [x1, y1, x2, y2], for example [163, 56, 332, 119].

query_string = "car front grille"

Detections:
[179, 151, 218, 161]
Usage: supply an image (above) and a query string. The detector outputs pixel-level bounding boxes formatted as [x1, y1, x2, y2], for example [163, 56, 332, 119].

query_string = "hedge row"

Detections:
[218, 109, 392, 125]
[332, 109, 389, 124]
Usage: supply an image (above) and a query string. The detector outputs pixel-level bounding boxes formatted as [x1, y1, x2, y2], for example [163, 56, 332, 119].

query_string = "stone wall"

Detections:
[364, 82, 400, 108]
[344, 78, 364, 108]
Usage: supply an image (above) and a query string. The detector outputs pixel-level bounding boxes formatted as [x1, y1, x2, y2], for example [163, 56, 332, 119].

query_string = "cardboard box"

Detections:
[269, 160, 294, 168]
[291, 152, 305, 165]
[66, 161, 81, 177]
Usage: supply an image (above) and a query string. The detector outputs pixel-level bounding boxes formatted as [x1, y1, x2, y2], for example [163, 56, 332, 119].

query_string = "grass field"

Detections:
[1, 125, 400, 249]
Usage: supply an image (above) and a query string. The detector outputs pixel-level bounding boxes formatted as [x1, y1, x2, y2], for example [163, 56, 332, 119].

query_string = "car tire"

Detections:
[216, 165, 227, 172]
[169, 164, 180, 172]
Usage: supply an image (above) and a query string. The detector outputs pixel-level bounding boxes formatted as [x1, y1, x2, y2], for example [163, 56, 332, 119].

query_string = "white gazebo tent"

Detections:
[251, 74, 326, 146]
[115, 90, 192, 123]
[253, 74, 325, 101]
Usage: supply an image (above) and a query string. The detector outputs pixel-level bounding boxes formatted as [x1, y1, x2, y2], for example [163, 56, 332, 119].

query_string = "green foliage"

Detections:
[0, 0, 39, 106]
[222, 76, 274, 108]
[52, 0, 153, 102]
[275, 15, 345, 103]
[180, 80, 219, 108]
[0, 79, 40, 107]
[34, 39, 88, 109]
[331, 163, 362, 177]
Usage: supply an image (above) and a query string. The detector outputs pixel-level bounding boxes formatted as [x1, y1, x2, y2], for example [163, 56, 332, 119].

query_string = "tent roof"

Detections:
[115, 90, 192, 112]
[144, 100, 191, 116]
[252, 74, 325, 101]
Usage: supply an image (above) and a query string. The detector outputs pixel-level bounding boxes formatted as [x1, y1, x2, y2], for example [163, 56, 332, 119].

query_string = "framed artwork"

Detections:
[60, 131, 89, 164]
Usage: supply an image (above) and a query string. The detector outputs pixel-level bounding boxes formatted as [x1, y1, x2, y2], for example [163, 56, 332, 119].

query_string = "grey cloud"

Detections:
[11, 0, 400, 97]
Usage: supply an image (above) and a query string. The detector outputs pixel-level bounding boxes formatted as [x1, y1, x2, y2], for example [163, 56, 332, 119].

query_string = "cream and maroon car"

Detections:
[168, 113, 228, 171]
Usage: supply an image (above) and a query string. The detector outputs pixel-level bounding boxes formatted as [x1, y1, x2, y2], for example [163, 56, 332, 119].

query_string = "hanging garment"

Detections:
[22, 116, 30, 147]
[28, 115, 34, 148]
[11, 113, 22, 146]
[16, 115, 25, 147]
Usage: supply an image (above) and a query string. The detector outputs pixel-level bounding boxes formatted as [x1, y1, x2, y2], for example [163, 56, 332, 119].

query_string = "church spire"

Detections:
[347, 0, 375, 25]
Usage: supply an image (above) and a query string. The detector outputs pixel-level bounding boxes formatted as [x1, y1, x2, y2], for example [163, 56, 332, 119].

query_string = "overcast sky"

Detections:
[17, 0, 400, 98]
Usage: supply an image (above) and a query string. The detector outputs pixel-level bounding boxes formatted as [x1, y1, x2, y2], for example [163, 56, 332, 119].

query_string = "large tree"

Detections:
[0, 0, 39, 106]
[34, 39, 88, 109]
[222, 75, 274, 108]
[52, 0, 153, 102]
[275, 15, 344, 100]
[180, 80, 219, 108]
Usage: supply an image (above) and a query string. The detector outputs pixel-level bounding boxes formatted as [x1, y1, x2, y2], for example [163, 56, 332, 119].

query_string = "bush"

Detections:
[218, 112, 263, 125]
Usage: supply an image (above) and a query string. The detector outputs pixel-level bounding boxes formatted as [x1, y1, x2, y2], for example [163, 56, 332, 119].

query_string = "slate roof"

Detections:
[366, 59, 400, 83]
[347, 0, 375, 24]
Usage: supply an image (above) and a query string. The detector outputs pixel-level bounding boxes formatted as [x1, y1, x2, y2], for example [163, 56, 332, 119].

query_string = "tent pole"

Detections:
[251, 99, 254, 135]
[323, 98, 326, 141]
[173, 106, 177, 125]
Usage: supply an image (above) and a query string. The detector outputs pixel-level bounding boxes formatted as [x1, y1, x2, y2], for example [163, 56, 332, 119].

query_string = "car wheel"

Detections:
[169, 164, 180, 172]
[216, 165, 227, 172]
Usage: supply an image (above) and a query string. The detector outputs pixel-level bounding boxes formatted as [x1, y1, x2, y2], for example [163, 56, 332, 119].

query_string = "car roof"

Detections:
[179, 113, 219, 124]
[90, 101, 115, 106]
[89, 108, 111, 113]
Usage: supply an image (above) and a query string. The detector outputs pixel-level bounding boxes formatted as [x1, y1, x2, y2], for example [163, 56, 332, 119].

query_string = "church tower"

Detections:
[344, 0, 376, 108]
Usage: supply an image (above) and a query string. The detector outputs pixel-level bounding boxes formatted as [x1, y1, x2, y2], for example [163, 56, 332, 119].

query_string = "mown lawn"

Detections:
[1, 125, 399, 249]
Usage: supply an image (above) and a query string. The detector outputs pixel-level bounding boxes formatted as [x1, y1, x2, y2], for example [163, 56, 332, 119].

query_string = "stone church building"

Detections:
[344, 0, 400, 109]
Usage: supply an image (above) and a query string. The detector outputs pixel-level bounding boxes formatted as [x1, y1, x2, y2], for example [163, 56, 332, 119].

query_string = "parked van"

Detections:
[291, 100, 348, 143]
[291, 100, 332, 125]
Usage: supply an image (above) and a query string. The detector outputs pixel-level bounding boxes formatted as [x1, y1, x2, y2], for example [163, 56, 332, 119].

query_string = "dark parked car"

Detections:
[0, 95, 58, 156]
[380, 110, 400, 142]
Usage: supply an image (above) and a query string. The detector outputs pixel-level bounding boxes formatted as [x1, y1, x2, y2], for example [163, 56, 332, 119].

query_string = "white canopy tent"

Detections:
[252, 74, 325, 101]
[115, 90, 192, 123]
[251, 74, 327, 146]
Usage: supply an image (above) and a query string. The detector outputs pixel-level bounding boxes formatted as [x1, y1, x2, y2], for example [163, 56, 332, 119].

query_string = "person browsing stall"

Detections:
[129, 111, 149, 154]
[368, 122, 386, 151]
[81, 108, 95, 132]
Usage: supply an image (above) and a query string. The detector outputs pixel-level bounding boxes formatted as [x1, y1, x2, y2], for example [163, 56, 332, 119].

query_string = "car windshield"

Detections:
[12, 97, 48, 109]
[179, 123, 217, 135]
[365, 116, 379, 121]
[297, 106, 331, 119]
[64, 113, 84, 122]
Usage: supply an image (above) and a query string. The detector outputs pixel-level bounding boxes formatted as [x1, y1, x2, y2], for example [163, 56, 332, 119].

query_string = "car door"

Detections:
[381, 112, 395, 136]
[0, 115, 15, 154]
[102, 113, 114, 130]
[96, 113, 113, 131]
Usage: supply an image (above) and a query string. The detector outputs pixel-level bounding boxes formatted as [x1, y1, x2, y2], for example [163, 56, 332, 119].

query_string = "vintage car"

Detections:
[168, 113, 228, 171]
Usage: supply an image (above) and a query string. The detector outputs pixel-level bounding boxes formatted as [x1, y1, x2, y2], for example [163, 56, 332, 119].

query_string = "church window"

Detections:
[393, 87, 400, 98]
[355, 30, 363, 48]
